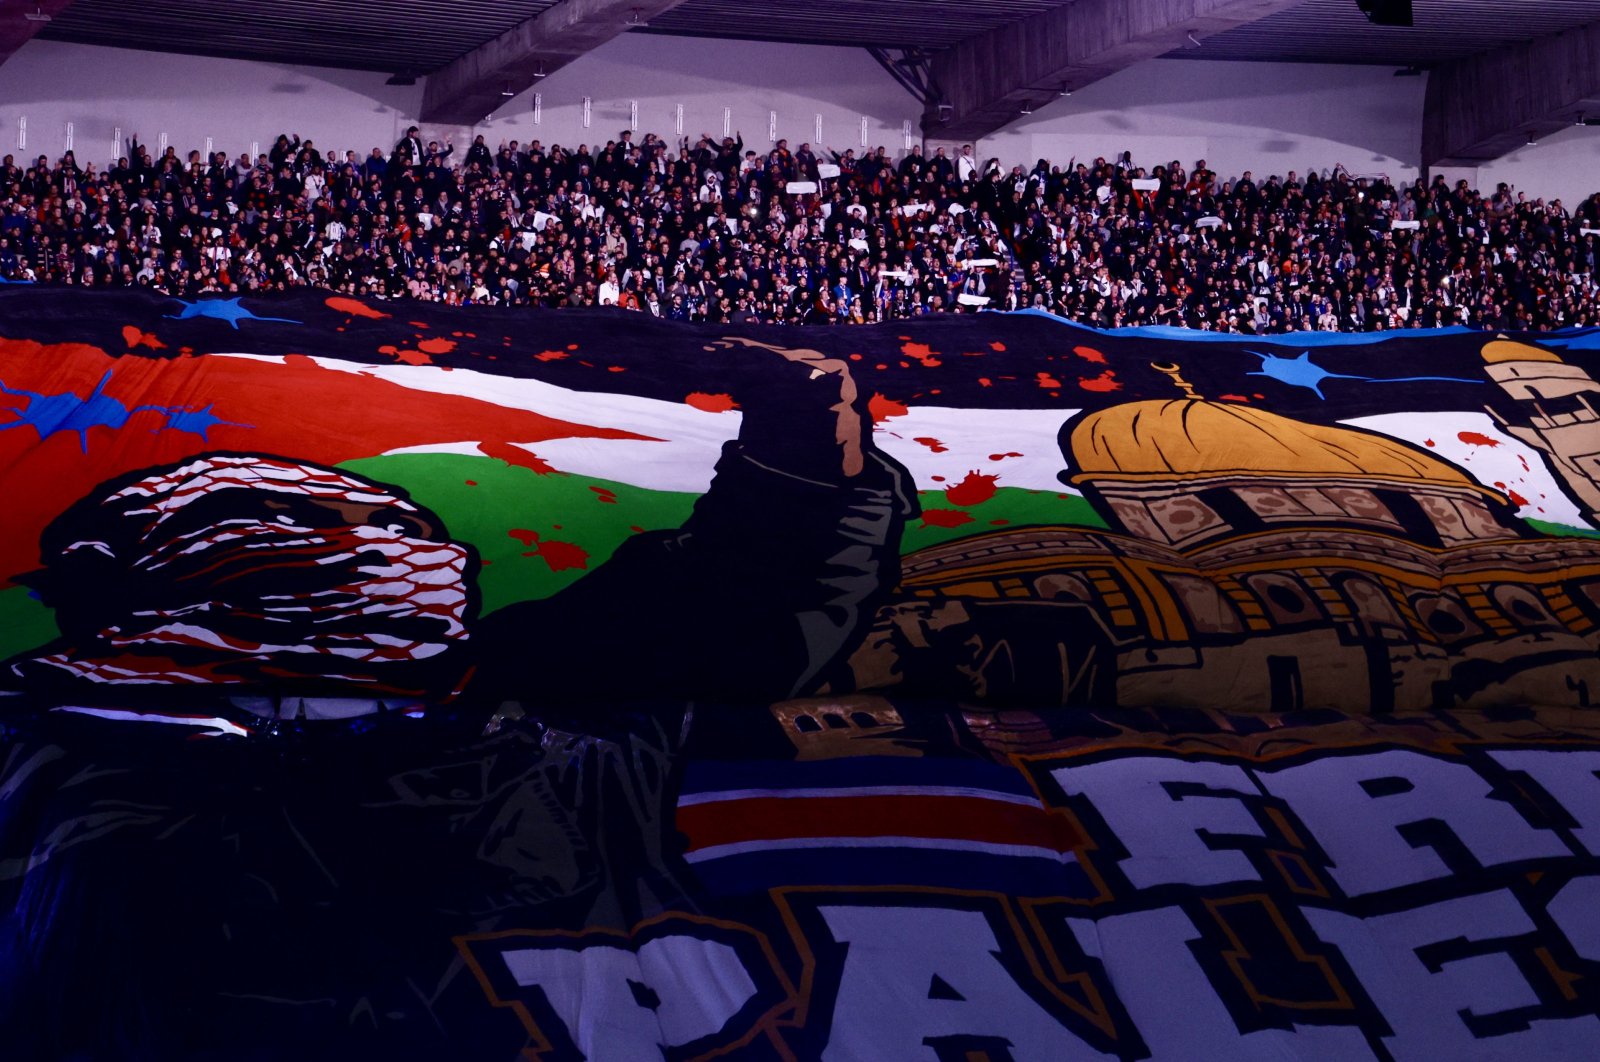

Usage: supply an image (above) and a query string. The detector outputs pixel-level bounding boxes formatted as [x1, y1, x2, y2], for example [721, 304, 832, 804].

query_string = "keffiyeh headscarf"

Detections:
[12, 454, 478, 696]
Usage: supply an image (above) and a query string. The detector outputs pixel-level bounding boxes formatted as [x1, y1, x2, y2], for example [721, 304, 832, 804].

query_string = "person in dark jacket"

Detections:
[0, 337, 914, 1061]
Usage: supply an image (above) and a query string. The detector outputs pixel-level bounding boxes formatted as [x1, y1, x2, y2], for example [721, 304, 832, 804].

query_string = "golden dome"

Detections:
[1069, 398, 1486, 492]
[1481, 337, 1561, 364]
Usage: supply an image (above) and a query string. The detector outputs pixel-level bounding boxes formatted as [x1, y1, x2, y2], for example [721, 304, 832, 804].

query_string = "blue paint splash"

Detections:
[0, 371, 250, 451]
[1246, 350, 1482, 400]
[159, 402, 251, 441]
[165, 298, 299, 329]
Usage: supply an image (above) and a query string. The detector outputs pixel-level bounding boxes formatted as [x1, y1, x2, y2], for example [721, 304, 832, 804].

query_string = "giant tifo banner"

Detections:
[1, 289, 1599, 1060]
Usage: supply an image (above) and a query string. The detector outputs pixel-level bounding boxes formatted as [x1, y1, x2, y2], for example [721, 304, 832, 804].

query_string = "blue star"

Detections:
[1246, 350, 1480, 400]
[165, 298, 299, 329]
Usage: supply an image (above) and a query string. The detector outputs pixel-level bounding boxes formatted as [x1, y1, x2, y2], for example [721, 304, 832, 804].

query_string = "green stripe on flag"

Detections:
[903, 487, 1108, 552]
[0, 585, 57, 663]
[1526, 519, 1600, 540]
[0, 461, 1119, 664]
[341, 453, 700, 616]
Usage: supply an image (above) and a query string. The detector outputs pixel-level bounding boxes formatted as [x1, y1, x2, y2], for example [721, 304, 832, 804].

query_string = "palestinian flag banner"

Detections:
[2, 289, 1600, 1060]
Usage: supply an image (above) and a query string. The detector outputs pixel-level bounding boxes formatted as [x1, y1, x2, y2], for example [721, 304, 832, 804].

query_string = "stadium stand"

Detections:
[3, 130, 1596, 332]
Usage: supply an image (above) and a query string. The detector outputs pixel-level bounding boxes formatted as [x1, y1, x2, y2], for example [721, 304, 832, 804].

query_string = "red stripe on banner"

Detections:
[676, 795, 1085, 854]
[0, 342, 652, 584]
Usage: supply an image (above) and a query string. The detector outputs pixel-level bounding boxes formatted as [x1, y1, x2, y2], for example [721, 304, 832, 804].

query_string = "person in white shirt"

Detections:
[957, 144, 978, 183]
[598, 271, 621, 306]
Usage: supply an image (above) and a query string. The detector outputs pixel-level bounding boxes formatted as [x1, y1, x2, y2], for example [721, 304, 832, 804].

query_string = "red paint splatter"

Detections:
[325, 296, 389, 319]
[535, 349, 568, 362]
[1036, 372, 1062, 389]
[629, 525, 644, 533]
[990, 519, 1010, 525]
[1078, 370, 1123, 393]
[511, 528, 588, 572]
[1508, 489, 1529, 507]
[1219, 394, 1249, 403]
[1252, 393, 1265, 400]
[608, 366, 627, 373]
[1424, 439, 1436, 447]
[478, 441, 558, 475]
[378, 343, 432, 366]
[921, 509, 974, 529]
[978, 377, 993, 388]
[869, 393, 909, 422]
[1458, 431, 1500, 448]
[508, 527, 590, 571]
[930, 475, 946, 482]
[532, 539, 587, 572]
[590, 486, 618, 504]
[914, 437, 949, 453]
[686, 392, 738, 413]
[121, 325, 165, 350]
[946, 471, 999, 507]
[849, 353, 862, 361]
[962, 351, 987, 358]
[989, 342, 1006, 352]
[566, 344, 578, 350]
[900, 341, 942, 368]
[988, 452, 1023, 461]
[1073, 345, 1107, 364]
[408, 321, 429, 328]
[417, 337, 457, 355]
[1519, 455, 1530, 471]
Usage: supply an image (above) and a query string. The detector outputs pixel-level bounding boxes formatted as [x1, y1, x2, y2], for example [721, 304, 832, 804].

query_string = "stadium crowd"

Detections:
[1, 125, 1597, 333]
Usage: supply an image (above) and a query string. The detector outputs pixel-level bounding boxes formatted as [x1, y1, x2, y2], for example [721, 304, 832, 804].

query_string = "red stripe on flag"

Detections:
[0, 341, 651, 585]
[676, 795, 1085, 854]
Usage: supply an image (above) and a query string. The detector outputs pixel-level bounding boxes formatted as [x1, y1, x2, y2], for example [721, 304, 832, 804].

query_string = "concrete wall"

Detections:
[1474, 127, 1600, 210]
[970, 60, 1427, 187]
[0, 35, 919, 165]
[0, 36, 1594, 206]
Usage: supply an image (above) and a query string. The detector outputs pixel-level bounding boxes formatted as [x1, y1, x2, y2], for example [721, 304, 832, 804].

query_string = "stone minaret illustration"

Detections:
[1481, 338, 1600, 527]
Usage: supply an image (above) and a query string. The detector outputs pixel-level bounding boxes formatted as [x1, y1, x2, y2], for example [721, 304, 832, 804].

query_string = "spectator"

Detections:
[0, 130, 1593, 332]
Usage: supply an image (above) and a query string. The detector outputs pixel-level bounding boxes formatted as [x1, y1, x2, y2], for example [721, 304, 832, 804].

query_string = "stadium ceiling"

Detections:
[23, 0, 1600, 75]
[16, 0, 1600, 158]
